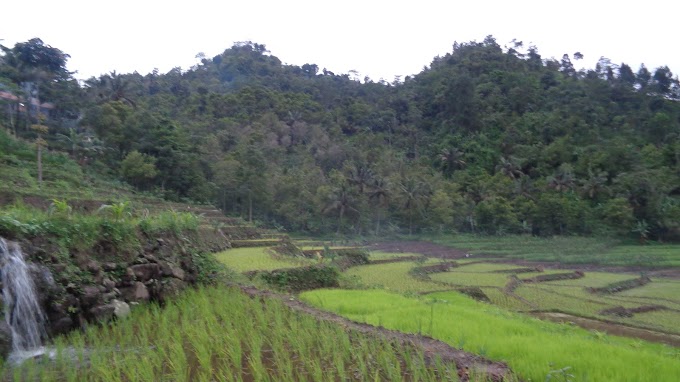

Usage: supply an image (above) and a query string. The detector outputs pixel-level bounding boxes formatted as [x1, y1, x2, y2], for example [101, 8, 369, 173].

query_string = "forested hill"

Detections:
[1, 37, 679, 239]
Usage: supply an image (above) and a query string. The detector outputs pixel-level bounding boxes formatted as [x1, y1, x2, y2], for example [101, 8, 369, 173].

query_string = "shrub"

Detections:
[260, 265, 340, 292]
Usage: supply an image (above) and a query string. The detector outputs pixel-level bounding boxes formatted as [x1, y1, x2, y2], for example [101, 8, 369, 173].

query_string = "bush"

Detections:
[260, 265, 340, 292]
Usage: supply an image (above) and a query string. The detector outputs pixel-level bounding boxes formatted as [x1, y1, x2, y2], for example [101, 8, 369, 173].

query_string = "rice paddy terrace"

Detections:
[5, 231, 679, 381]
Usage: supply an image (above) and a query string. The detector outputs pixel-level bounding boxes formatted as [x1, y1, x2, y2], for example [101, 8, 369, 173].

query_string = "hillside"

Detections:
[1, 37, 679, 239]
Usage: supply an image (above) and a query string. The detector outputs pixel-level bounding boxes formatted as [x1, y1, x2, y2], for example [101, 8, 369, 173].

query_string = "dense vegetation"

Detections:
[2, 37, 679, 239]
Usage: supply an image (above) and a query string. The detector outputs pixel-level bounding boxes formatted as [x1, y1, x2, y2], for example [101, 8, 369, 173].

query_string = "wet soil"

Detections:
[237, 285, 513, 382]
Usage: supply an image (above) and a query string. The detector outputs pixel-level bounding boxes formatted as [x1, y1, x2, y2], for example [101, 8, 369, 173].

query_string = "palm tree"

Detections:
[397, 177, 430, 235]
[439, 147, 466, 177]
[495, 156, 524, 179]
[548, 164, 576, 192]
[323, 184, 359, 234]
[85, 71, 136, 107]
[513, 175, 535, 200]
[347, 162, 374, 193]
[580, 169, 609, 199]
[368, 177, 390, 235]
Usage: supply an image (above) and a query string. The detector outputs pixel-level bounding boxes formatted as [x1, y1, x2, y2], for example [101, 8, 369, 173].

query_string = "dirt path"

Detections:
[237, 285, 513, 382]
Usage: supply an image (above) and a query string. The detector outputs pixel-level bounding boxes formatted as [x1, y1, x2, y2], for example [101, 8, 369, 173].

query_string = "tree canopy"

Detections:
[1, 37, 679, 240]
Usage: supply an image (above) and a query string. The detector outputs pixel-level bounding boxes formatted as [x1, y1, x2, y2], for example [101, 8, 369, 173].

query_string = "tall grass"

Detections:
[301, 289, 680, 382]
[2, 286, 458, 381]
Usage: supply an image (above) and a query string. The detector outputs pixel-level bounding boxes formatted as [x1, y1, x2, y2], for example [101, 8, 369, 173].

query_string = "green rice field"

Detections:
[3, 287, 458, 381]
[214, 247, 314, 272]
[427, 234, 680, 267]
[344, 251, 680, 335]
[301, 289, 680, 382]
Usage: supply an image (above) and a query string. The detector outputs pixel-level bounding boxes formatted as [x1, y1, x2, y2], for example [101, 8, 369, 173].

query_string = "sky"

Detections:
[2, 0, 679, 82]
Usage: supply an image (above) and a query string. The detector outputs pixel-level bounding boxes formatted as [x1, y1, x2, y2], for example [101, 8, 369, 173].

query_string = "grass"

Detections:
[214, 247, 315, 273]
[425, 234, 680, 267]
[301, 289, 680, 382]
[3, 286, 458, 381]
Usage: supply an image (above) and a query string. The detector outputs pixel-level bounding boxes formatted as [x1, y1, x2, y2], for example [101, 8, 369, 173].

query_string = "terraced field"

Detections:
[349, 254, 677, 341]
[214, 247, 315, 272]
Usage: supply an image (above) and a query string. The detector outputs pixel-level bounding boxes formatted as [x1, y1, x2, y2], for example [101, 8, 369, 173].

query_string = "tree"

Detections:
[322, 171, 360, 234]
[30, 123, 48, 186]
[580, 169, 609, 200]
[395, 174, 431, 235]
[438, 147, 466, 177]
[495, 156, 524, 179]
[120, 150, 157, 189]
[368, 177, 390, 235]
[548, 164, 576, 192]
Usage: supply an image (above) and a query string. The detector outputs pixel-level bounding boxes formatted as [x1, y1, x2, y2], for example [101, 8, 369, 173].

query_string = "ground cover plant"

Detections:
[214, 247, 316, 273]
[2, 286, 460, 381]
[301, 289, 680, 382]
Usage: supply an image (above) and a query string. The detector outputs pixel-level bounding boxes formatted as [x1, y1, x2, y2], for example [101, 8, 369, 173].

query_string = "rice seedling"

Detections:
[301, 288, 680, 382]
[2, 286, 457, 381]
[214, 247, 314, 272]
[344, 261, 450, 292]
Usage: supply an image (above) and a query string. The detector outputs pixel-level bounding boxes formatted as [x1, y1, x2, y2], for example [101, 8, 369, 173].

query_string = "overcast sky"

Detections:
[2, 0, 678, 82]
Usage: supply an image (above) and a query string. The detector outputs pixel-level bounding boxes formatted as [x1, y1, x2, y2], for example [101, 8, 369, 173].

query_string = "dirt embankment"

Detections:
[238, 285, 513, 382]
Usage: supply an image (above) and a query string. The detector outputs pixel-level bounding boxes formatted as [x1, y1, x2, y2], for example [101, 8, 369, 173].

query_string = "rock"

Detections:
[133, 257, 150, 265]
[120, 282, 150, 302]
[129, 264, 160, 282]
[143, 254, 158, 263]
[112, 299, 130, 319]
[80, 285, 103, 308]
[0, 321, 12, 359]
[156, 238, 165, 246]
[89, 299, 131, 322]
[116, 267, 136, 287]
[159, 261, 185, 280]
[102, 262, 118, 272]
[86, 260, 101, 274]
[163, 278, 186, 297]
[89, 304, 115, 322]
[102, 278, 116, 291]
[102, 292, 117, 303]
[51, 317, 74, 335]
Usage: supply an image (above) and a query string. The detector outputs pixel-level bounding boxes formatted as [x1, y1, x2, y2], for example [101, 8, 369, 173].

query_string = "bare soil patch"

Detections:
[237, 285, 512, 382]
